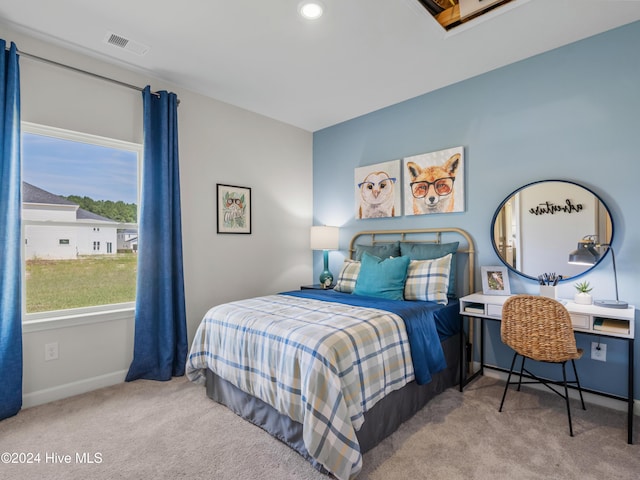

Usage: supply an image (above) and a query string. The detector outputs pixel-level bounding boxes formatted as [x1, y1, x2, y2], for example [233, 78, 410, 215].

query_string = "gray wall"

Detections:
[4, 25, 313, 406]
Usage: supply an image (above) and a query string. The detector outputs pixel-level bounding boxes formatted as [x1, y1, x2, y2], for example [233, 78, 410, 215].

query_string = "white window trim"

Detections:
[21, 122, 142, 326]
[22, 122, 143, 155]
[23, 302, 136, 333]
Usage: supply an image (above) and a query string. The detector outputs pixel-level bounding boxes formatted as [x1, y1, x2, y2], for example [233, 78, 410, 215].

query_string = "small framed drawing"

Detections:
[217, 184, 251, 234]
[481, 266, 511, 295]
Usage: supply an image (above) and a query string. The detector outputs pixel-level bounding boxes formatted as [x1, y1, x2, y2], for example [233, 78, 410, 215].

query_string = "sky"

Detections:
[22, 132, 138, 204]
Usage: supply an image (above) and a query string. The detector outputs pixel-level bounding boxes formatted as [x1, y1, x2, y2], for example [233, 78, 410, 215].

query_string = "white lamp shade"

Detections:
[310, 226, 339, 250]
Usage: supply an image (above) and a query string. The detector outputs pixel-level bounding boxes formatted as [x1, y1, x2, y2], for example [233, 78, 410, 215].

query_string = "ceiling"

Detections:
[1, 0, 640, 132]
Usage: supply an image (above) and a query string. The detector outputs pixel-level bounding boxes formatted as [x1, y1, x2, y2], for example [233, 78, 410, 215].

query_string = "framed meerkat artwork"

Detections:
[217, 184, 251, 234]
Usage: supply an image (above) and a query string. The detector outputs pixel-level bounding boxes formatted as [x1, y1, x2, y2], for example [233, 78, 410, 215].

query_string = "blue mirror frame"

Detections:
[490, 179, 614, 282]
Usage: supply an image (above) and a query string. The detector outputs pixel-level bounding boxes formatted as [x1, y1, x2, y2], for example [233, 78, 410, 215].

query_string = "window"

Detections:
[22, 122, 141, 318]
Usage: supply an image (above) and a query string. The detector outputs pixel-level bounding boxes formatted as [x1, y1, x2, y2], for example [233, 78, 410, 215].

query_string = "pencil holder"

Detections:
[539, 285, 557, 299]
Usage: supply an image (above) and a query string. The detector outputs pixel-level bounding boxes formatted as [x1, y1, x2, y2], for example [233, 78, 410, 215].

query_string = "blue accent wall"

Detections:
[313, 21, 640, 398]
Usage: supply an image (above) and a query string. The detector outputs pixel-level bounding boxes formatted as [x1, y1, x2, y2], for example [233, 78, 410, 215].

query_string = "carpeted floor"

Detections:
[1, 375, 639, 479]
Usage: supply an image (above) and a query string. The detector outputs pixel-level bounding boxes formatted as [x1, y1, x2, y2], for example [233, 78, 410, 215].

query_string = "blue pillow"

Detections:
[353, 252, 410, 301]
[354, 241, 400, 261]
[399, 241, 459, 297]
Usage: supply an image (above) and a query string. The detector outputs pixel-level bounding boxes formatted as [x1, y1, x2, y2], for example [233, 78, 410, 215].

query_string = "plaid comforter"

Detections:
[187, 292, 438, 480]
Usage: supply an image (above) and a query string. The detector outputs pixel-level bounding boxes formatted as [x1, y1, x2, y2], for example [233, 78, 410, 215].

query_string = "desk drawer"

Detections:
[487, 304, 503, 317]
[570, 313, 590, 329]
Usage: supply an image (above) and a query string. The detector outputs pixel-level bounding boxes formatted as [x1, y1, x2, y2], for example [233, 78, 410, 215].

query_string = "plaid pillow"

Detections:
[400, 241, 459, 297]
[333, 260, 361, 293]
[404, 254, 452, 304]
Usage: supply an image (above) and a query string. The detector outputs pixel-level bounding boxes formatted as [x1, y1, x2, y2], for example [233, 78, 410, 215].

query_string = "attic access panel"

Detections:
[418, 0, 516, 31]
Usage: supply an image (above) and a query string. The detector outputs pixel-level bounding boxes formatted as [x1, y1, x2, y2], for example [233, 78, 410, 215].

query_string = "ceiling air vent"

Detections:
[103, 32, 150, 56]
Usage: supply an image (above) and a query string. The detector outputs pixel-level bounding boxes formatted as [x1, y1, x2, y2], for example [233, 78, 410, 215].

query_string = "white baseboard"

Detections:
[22, 370, 128, 409]
[478, 367, 639, 416]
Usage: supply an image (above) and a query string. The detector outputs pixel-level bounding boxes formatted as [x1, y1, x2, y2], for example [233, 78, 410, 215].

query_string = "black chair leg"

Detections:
[562, 362, 574, 437]
[499, 352, 519, 412]
[517, 356, 526, 391]
[571, 359, 586, 410]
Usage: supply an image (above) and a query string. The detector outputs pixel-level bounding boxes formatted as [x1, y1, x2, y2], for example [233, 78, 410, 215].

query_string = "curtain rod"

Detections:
[9, 46, 177, 102]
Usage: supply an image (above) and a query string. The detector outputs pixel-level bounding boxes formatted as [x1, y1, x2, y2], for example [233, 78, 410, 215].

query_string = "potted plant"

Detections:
[574, 281, 593, 305]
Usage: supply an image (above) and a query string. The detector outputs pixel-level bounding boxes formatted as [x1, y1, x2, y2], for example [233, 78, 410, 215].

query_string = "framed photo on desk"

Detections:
[481, 266, 511, 295]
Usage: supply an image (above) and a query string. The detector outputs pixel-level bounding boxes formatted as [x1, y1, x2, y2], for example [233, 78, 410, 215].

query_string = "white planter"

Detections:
[574, 292, 593, 305]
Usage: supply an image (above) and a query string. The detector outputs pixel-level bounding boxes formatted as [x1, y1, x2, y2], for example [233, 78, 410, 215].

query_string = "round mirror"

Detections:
[491, 180, 613, 282]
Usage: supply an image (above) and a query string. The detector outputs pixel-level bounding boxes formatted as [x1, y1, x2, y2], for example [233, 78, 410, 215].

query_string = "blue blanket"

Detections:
[283, 289, 459, 385]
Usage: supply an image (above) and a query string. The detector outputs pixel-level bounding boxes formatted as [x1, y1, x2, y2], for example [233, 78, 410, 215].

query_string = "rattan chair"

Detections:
[499, 294, 586, 436]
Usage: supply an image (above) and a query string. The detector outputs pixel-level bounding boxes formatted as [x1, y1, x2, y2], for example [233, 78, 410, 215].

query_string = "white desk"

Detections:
[459, 292, 635, 443]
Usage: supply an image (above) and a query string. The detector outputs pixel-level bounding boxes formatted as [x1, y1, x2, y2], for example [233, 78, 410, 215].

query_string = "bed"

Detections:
[186, 228, 476, 480]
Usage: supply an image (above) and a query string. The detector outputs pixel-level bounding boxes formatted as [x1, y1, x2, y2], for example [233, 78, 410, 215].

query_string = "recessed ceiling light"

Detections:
[299, 1, 324, 20]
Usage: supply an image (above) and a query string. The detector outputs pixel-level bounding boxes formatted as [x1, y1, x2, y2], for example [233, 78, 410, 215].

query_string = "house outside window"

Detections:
[22, 122, 141, 319]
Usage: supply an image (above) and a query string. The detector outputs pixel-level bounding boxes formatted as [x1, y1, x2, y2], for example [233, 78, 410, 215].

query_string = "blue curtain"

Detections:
[0, 40, 22, 419]
[126, 86, 187, 381]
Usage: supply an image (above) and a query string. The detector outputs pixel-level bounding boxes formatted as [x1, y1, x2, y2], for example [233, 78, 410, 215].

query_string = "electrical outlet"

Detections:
[45, 342, 59, 361]
[591, 341, 606, 362]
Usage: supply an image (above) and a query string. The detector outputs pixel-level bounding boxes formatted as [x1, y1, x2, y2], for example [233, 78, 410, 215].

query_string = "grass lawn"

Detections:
[26, 254, 137, 313]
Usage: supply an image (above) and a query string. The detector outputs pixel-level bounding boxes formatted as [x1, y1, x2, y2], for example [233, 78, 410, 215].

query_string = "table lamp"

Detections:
[310, 226, 339, 288]
[568, 235, 627, 309]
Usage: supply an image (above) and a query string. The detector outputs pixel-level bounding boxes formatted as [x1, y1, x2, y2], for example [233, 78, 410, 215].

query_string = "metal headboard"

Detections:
[348, 227, 476, 297]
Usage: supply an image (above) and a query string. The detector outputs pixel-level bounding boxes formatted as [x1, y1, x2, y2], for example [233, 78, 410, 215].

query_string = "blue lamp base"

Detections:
[318, 250, 333, 288]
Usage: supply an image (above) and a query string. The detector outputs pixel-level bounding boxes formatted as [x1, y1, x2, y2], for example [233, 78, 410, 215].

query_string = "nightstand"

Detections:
[300, 284, 334, 290]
